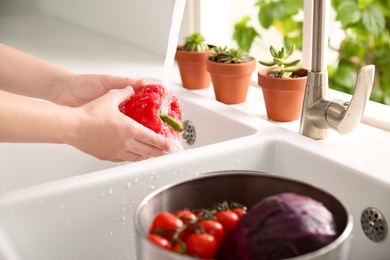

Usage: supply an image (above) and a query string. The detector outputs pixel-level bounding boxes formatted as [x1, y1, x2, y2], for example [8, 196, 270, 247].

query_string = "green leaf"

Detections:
[370, 88, 384, 103]
[258, 2, 284, 29]
[283, 59, 301, 67]
[270, 45, 278, 57]
[285, 44, 295, 59]
[333, 65, 357, 89]
[279, 16, 300, 34]
[284, 36, 302, 51]
[284, 64, 302, 72]
[258, 6, 273, 29]
[283, 0, 303, 16]
[342, 38, 366, 59]
[362, 5, 385, 37]
[258, 60, 276, 66]
[233, 16, 260, 52]
[280, 47, 287, 59]
[384, 96, 390, 106]
[336, 2, 361, 24]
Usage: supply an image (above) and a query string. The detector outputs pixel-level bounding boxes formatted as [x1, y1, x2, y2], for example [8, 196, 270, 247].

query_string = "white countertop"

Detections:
[1, 12, 390, 185]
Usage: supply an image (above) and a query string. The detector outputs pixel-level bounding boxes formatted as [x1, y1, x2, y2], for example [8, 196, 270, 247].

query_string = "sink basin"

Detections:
[0, 83, 259, 194]
[0, 124, 389, 260]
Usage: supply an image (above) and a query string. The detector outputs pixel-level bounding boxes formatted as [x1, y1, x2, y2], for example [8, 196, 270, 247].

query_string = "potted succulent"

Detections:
[206, 46, 256, 104]
[257, 45, 308, 122]
[175, 32, 212, 90]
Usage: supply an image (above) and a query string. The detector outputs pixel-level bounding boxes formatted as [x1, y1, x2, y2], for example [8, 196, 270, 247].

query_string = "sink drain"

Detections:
[361, 207, 387, 242]
[182, 120, 196, 145]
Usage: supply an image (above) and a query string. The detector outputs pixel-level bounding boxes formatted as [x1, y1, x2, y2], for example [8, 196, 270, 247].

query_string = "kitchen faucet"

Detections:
[299, 0, 375, 139]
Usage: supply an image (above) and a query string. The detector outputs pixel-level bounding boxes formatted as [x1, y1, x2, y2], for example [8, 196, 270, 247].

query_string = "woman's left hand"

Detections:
[54, 74, 145, 107]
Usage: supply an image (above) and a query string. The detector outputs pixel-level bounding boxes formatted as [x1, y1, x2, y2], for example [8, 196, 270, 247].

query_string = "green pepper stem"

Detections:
[158, 112, 184, 133]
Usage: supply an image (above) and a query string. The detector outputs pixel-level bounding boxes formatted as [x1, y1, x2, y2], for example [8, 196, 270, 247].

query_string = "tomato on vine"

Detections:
[149, 212, 184, 240]
[175, 210, 196, 224]
[147, 234, 172, 250]
[185, 233, 218, 259]
[212, 210, 239, 235]
[232, 207, 247, 218]
[198, 220, 224, 244]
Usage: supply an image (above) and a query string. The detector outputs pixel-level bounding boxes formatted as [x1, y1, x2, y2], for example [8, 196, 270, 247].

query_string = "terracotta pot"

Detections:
[258, 67, 308, 122]
[206, 58, 256, 104]
[175, 46, 211, 90]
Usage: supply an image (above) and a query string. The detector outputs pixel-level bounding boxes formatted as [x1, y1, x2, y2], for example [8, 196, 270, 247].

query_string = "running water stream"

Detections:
[160, 0, 187, 152]
[160, 0, 186, 111]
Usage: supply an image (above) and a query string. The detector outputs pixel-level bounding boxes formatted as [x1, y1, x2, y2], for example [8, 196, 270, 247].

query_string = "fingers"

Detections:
[103, 119, 171, 162]
[135, 126, 171, 153]
[100, 75, 145, 91]
[112, 138, 169, 162]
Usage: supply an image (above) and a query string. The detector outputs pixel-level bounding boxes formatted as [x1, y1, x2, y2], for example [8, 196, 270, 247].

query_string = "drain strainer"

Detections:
[182, 120, 196, 145]
[361, 207, 387, 242]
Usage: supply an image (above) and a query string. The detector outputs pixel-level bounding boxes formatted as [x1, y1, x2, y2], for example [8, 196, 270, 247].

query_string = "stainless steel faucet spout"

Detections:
[299, 0, 375, 140]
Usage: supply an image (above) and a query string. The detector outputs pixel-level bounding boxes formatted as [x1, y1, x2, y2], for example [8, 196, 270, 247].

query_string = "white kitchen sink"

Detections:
[0, 83, 259, 194]
[0, 123, 389, 260]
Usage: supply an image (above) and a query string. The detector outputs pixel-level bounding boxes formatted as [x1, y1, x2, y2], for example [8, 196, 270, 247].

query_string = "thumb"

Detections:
[110, 86, 135, 105]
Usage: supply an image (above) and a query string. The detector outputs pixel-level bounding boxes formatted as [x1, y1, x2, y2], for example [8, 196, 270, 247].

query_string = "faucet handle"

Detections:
[326, 65, 375, 134]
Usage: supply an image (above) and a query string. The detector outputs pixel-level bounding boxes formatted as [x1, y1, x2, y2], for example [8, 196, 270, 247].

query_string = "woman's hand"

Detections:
[54, 73, 145, 107]
[67, 86, 171, 162]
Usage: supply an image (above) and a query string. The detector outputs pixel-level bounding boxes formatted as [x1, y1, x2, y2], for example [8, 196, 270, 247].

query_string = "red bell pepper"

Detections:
[119, 84, 184, 138]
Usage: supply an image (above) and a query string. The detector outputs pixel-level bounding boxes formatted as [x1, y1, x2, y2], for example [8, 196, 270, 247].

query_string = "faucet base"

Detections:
[299, 71, 330, 140]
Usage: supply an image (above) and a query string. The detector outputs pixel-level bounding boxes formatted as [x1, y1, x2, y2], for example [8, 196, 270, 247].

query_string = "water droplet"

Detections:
[108, 188, 113, 194]
[126, 182, 131, 188]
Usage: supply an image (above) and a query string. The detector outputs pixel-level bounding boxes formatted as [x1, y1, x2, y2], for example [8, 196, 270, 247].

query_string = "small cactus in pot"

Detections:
[257, 44, 308, 122]
[175, 32, 212, 90]
[207, 46, 256, 104]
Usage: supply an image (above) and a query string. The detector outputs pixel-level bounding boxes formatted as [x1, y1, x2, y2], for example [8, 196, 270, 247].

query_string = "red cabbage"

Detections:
[232, 193, 338, 260]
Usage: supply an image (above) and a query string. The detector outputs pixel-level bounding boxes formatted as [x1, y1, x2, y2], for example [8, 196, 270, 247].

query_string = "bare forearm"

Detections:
[0, 90, 76, 143]
[0, 43, 73, 102]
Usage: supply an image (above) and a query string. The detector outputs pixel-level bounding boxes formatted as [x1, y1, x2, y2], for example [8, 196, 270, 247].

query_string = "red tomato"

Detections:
[213, 210, 239, 235]
[147, 234, 172, 250]
[195, 211, 204, 218]
[175, 210, 196, 224]
[198, 220, 224, 244]
[149, 212, 184, 240]
[174, 210, 197, 240]
[232, 207, 247, 218]
[185, 233, 218, 259]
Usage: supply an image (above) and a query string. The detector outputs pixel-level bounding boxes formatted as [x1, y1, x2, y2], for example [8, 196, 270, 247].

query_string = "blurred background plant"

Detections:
[233, 0, 390, 105]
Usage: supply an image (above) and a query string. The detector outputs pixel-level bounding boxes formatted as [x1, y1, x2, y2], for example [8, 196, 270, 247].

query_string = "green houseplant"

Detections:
[257, 45, 308, 122]
[175, 32, 212, 90]
[206, 46, 256, 104]
[233, 0, 390, 105]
